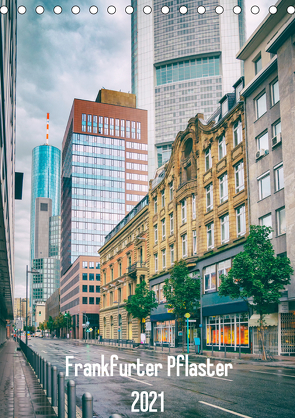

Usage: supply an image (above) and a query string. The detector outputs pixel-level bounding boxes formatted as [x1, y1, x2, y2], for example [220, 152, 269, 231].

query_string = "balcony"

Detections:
[127, 261, 148, 276]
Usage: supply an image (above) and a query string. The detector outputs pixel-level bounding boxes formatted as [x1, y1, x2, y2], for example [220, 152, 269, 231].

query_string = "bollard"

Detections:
[47, 362, 51, 398]
[51, 366, 58, 407]
[67, 380, 76, 418]
[224, 344, 227, 358]
[43, 359, 47, 393]
[239, 344, 241, 359]
[58, 372, 65, 418]
[82, 392, 93, 418]
[40, 357, 44, 387]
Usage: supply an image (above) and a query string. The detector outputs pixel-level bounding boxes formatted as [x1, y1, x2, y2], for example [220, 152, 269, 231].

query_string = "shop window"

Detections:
[206, 313, 249, 347]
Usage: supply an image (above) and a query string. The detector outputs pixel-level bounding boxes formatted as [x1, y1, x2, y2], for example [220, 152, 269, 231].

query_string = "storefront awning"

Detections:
[248, 313, 278, 327]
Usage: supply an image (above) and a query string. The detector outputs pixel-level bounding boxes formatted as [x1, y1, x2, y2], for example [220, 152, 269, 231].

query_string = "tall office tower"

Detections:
[131, 0, 246, 177]
[61, 89, 148, 276]
[30, 145, 61, 325]
[0, 1, 17, 344]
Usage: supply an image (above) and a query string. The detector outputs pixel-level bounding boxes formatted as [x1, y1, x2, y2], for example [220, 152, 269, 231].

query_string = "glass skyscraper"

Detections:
[131, 0, 246, 177]
[30, 145, 61, 325]
[61, 91, 148, 276]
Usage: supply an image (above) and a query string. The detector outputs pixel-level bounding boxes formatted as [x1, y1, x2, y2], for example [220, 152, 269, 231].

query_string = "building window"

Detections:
[126, 120, 130, 138]
[82, 261, 87, 268]
[103, 294, 106, 307]
[154, 197, 158, 213]
[87, 114, 92, 133]
[89, 285, 94, 293]
[260, 214, 272, 238]
[96, 274, 100, 281]
[205, 148, 212, 171]
[274, 163, 284, 191]
[254, 55, 262, 75]
[181, 199, 187, 224]
[162, 249, 166, 269]
[119, 262, 122, 277]
[96, 262, 100, 269]
[82, 285, 87, 292]
[154, 253, 158, 272]
[89, 262, 94, 269]
[236, 205, 246, 237]
[219, 173, 228, 203]
[233, 119, 242, 147]
[193, 230, 197, 255]
[271, 79, 279, 106]
[258, 172, 271, 200]
[110, 292, 113, 305]
[221, 99, 228, 117]
[218, 135, 226, 160]
[182, 234, 187, 258]
[206, 183, 213, 212]
[204, 265, 216, 292]
[111, 268, 114, 281]
[161, 190, 165, 207]
[217, 260, 231, 288]
[120, 119, 125, 137]
[137, 122, 141, 139]
[161, 218, 166, 239]
[235, 161, 244, 193]
[103, 272, 106, 285]
[169, 182, 173, 201]
[192, 194, 196, 219]
[277, 207, 286, 235]
[207, 223, 214, 250]
[82, 297, 87, 304]
[96, 297, 100, 305]
[220, 214, 229, 244]
[169, 213, 174, 235]
[154, 224, 158, 243]
[82, 273, 87, 280]
[170, 245, 174, 265]
[89, 273, 94, 281]
[272, 120, 281, 137]
[104, 117, 109, 135]
[255, 92, 267, 119]
[96, 285, 100, 292]
[118, 288, 122, 303]
[89, 297, 94, 305]
[257, 131, 269, 151]
[82, 114, 86, 132]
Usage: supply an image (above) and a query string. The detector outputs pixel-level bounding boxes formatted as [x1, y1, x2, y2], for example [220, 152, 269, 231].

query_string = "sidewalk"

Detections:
[0, 339, 56, 417]
[77, 338, 295, 368]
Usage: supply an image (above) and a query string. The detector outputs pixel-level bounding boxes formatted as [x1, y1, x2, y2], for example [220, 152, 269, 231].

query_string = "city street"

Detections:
[28, 338, 295, 418]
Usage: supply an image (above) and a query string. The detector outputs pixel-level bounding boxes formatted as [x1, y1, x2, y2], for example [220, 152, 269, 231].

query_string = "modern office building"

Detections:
[131, 0, 246, 177]
[60, 255, 100, 339]
[61, 89, 148, 275]
[0, 1, 17, 344]
[45, 288, 60, 322]
[30, 145, 61, 326]
[237, 0, 295, 355]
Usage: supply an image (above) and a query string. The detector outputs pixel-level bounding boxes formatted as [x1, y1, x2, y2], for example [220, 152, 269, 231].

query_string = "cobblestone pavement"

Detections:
[0, 339, 56, 418]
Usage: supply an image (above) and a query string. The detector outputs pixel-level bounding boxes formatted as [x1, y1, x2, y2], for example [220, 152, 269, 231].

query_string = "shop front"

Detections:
[153, 320, 175, 347]
[206, 313, 249, 350]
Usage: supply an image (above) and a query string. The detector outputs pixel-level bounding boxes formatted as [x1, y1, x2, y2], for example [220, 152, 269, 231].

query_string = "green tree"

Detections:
[124, 281, 158, 333]
[218, 225, 293, 360]
[47, 316, 55, 333]
[163, 260, 200, 351]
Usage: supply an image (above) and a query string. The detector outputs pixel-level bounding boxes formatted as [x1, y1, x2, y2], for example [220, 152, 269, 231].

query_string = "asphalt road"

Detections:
[27, 338, 295, 418]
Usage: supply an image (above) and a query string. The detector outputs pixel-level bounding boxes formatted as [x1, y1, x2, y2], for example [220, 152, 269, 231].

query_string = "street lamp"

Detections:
[26, 265, 39, 347]
[82, 312, 89, 341]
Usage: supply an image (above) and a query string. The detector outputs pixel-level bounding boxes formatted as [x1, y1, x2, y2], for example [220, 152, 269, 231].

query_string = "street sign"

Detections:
[188, 319, 196, 322]
[15, 320, 23, 330]
[145, 321, 151, 331]
[82, 324, 86, 328]
[184, 313, 190, 318]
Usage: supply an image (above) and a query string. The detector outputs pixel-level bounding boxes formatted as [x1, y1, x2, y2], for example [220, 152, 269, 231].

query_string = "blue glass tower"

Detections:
[30, 145, 61, 325]
[30, 145, 61, 263]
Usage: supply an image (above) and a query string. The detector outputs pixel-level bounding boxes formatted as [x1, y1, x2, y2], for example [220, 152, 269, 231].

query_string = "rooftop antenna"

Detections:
[46, 113, 49, 145]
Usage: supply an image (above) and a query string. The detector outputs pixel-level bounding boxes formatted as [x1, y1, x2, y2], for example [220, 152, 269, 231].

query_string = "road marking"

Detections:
[250, 370, 295, 378]
[205, 375, 233, 382]
[199, 401, 252, 418]
[125, 376, 153, 386]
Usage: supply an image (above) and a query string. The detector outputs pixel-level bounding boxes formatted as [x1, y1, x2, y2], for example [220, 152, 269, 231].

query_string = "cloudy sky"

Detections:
[14, 0, 272, 298]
